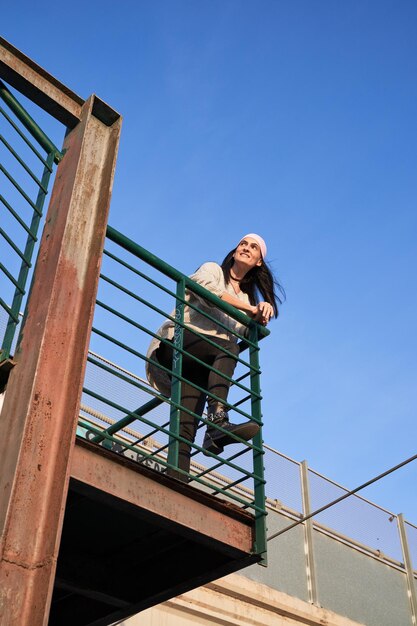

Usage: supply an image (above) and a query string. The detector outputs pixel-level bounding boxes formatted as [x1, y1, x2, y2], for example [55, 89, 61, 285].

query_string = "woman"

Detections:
[146, 234, 284, 481]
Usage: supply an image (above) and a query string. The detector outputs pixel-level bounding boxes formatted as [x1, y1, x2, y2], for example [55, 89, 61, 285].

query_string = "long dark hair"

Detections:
[221, 249, 285, 318]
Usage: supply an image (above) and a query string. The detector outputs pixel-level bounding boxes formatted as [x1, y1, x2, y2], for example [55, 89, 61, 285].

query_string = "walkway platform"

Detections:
[49, 438, 260, 626]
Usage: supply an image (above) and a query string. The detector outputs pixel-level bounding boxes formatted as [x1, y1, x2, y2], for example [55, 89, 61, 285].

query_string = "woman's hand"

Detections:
[220, 293, 274, 324]
[251, 302, 274, 325]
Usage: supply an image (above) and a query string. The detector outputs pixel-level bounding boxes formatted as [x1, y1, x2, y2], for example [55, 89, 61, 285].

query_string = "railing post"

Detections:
[167, 278, 185, 473]
[0, 95, 121, 626]
[300, 460, 319, 606]
[248, 323, 267, 564]
[397, 514, 417, 625]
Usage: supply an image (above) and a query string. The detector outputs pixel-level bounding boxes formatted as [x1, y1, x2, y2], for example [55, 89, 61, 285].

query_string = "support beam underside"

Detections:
[49, 439, 259, 626]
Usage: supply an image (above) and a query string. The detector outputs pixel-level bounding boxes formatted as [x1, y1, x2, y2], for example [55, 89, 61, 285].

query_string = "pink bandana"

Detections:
[240, 233, 267, 259]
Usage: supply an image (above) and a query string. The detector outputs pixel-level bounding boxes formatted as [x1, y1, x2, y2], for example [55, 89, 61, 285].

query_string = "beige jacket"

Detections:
[146, 262, 250, 396]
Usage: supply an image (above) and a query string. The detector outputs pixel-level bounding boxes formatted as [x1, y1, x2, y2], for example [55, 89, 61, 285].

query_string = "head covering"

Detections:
[240, 233, 267, 259]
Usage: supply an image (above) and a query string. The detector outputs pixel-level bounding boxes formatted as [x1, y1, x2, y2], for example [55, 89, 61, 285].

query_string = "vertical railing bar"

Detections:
[1, 152, 54, 361]
[249, 322, 267, 564]
[167, 278, 185, 471]
[397, 514, 417, 625]
[301, 460, 319, 606]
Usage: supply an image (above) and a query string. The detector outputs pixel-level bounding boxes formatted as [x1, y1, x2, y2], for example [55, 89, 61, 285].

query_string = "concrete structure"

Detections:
[129, 573, 365, 626]
[123, 491, 416, 626]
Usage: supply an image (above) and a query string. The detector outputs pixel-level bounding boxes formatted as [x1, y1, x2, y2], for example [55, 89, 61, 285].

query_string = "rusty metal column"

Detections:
[0, 95, 121, 625]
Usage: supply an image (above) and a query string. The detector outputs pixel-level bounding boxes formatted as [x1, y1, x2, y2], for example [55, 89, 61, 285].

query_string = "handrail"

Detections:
[106, 225, 270, 338]
[0, 79, 63, 163]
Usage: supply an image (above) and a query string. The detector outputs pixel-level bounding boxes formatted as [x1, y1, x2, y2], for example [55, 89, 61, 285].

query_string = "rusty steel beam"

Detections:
[0, 95, 121, 626]
[0, 37, 119, 128]
[70, 439, 254, 555]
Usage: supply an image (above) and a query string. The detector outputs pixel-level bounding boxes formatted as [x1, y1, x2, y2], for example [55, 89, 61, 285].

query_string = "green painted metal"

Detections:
[0, 104, 54, 169]
[80, 224, 268, 559]
[0, 80, 62, 163]
[101, 253, 261, 356]
[94, 297, 256, 401]
[167, 278, 185, 470]
[106, 225, 270, 340]
[80, 391, 262, 489]
[1, 152, 55, 360]
[90, 396, 163, 444]
[0, 134, 48, 191]
[0, 80, 63, 361]
[90, 324, 258, 424]
[248, 323, 268, 564]
[85, 349, 262, 453]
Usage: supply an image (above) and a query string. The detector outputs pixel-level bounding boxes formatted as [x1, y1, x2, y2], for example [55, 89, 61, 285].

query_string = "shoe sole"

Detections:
[202, 423, 260, 456]
[202, 436, 224, 456]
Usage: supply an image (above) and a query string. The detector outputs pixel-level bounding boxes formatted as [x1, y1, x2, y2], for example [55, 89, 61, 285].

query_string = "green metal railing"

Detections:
[79, 225, 269, 560]
[0, 79, 63, 361]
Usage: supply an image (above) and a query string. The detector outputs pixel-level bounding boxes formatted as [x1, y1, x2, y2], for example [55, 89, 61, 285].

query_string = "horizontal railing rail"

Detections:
[0, 79, 63, 361]
[79, 225, 269, 560]
[106, 226, 270, 339]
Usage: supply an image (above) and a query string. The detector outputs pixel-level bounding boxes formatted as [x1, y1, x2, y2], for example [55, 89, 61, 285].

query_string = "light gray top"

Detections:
[146, 262, 250, 396]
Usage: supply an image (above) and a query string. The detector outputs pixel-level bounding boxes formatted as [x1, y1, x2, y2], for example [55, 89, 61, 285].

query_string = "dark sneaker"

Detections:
[202, 403, 260, 456]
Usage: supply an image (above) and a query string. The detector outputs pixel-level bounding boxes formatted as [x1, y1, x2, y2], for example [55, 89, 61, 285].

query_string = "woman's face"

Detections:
[234, 237, 263, 269]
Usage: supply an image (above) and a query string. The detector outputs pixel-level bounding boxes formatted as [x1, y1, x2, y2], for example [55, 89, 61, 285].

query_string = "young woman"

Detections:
[146, 234, 284, 481]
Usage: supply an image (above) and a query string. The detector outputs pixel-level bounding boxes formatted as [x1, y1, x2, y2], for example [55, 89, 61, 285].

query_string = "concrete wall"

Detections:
[124, 505, 415, 626]
[125, 573, 366, 626]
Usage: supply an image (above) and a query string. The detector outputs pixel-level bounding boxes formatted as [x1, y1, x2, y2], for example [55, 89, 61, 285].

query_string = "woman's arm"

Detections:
[190, 263, 273, 324]
[220, 291, 256, 316]
[220, 292, 273, 325]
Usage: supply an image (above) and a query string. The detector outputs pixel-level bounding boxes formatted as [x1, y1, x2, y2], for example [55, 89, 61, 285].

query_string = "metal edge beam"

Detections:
[0, 37, 120, 127]
[70, 439, 254, 554]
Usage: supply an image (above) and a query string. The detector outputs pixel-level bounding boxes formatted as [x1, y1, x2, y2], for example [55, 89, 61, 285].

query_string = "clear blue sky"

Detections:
[2, 1, 417, 520]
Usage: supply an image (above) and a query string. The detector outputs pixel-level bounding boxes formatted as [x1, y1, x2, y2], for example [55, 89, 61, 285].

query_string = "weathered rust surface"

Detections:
[0, 95, 121, 625]
[70, 439, 254, 554]
[0, 37, 119, 127]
